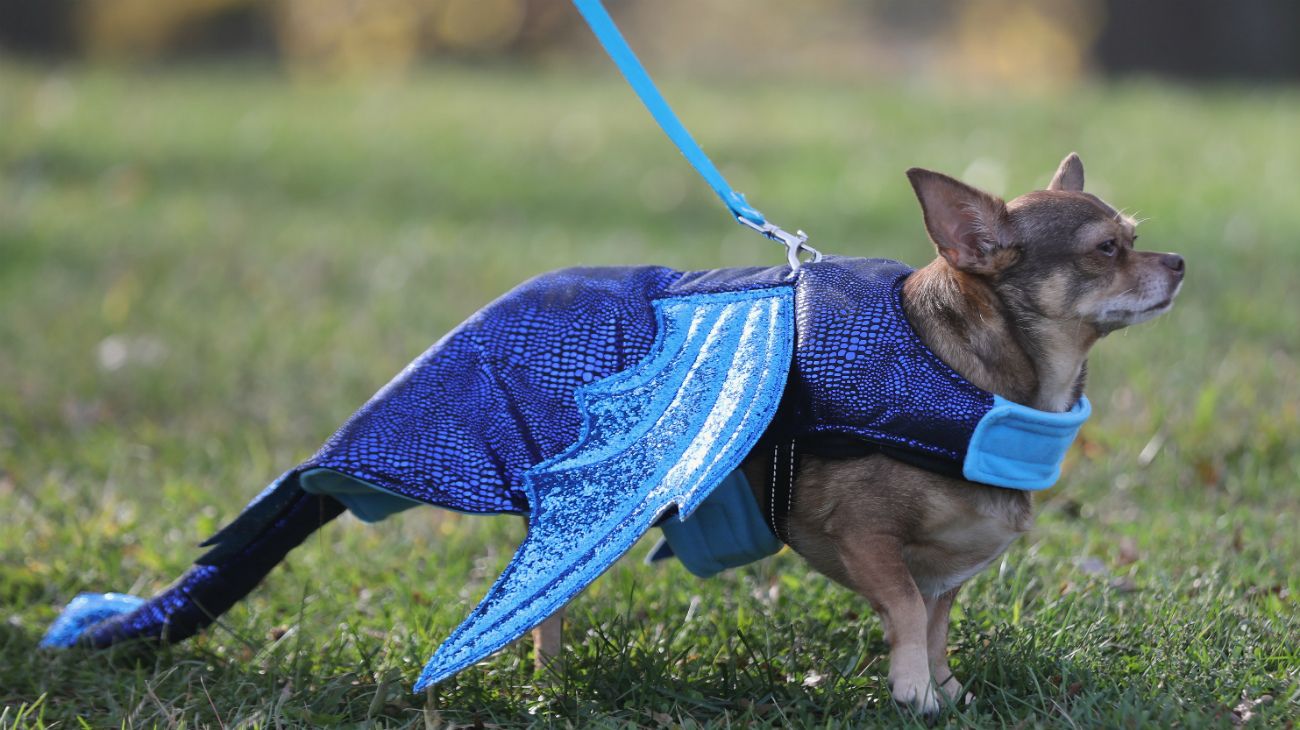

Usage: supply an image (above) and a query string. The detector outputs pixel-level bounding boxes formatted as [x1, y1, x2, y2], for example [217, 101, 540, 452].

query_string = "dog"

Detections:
[767, 152, 1183, 712]
[45, 153, 1183, 716]
[535, 153, 1185, 714]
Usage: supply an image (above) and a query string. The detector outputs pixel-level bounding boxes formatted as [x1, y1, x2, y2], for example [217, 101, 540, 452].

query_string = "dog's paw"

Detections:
[934, 672, 973, 708]
[890, 672, 941, 717]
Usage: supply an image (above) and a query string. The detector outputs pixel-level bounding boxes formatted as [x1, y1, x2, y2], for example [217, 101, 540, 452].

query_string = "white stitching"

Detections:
[786, 438, 796, 523]
[769, 443, 779, 536]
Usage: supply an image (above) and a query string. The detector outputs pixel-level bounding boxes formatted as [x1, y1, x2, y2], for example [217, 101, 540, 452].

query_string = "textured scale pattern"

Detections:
[297, 256, 992, 518]
[40, 593, 144, 648]
[787, 257, 995, 460]
[300, 266, 680, 513]
[416, 287, 794, 689]
[297, 263, 794, 515]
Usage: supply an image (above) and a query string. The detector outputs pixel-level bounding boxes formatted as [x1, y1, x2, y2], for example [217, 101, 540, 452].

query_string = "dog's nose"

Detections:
[1159, 253, 1185, 273]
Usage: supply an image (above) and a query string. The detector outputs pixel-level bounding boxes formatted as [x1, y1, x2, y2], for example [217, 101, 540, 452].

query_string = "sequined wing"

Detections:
[414, 287, 794, 690]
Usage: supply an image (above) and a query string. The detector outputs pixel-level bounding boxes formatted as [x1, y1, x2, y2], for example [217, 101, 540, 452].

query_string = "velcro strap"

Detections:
[962, 395, 1091, 490]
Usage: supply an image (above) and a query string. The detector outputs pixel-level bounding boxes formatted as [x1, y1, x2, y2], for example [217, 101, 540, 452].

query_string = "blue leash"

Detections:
[570, 0, 821, 271]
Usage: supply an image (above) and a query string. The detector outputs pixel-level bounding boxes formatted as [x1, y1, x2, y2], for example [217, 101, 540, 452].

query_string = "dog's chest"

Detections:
[903, 491, 1030, 597]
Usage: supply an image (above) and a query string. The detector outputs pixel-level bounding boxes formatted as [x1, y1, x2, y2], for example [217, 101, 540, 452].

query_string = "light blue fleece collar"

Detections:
[963, 395, 1091, 491]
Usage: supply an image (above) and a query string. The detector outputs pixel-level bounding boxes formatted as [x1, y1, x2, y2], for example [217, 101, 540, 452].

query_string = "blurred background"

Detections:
[3, 1, 1298, 726]
[4, 0, 1300, 84]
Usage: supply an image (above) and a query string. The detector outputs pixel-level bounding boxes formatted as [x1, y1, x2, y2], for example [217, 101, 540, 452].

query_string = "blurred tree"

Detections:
[272, 0, 573, 76]
[3, 0, 1297, 84]
[942, 0, 1102, 89]
[78, 0, 268, 59]
[274, 0, 429, 76]
[1095, 0, 1300, 81]
[0, 0, 576, 70]
[0, 0, 79, 56]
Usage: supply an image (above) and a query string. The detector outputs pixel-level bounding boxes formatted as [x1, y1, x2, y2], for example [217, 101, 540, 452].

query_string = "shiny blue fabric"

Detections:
[647, 469, 782, 578]
[294, 264, 796, 515]
[290, 257, 1004, 519]
[783, 258, 995, 461]
[298, 266, 679, 514]
[415, 287, 794, 689]
[40, 593, 144, 648]
[44, 256, 1089, 684]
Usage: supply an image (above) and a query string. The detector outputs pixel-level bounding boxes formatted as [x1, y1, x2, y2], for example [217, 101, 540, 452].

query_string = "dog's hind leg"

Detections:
[532, 612, 563, 672]
[519, 513, 564, 674]
[44, 477, 344, 648]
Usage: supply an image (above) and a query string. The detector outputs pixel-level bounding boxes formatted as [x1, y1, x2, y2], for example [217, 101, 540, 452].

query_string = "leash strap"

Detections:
[571, 0, 821, 271]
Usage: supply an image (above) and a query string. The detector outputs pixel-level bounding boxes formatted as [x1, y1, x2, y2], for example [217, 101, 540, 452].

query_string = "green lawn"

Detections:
[1, 61, 1297, 728]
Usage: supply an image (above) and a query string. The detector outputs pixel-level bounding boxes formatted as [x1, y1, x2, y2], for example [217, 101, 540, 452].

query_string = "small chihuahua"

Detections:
[50, 153, 1183, 716]
[752, 152, 1182, 713]
[538, 153, 1185, 715]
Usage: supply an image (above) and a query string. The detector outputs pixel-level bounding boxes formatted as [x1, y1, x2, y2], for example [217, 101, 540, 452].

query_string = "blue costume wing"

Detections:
[415, 286, 794, 690]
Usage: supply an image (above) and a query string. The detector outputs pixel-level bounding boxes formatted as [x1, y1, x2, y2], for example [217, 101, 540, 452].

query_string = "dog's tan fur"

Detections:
[536, 154, 1184, 715]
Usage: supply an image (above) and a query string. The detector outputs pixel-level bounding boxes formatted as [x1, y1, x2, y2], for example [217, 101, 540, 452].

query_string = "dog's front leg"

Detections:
[837, 535, 939, 716]
[925, 587, 963, 703]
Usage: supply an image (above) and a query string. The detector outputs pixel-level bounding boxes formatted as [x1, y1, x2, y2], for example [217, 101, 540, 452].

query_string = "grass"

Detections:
[1, 60, 1298, 728]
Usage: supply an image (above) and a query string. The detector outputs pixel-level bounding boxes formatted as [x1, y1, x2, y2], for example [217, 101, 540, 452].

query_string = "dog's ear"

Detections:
[1047, 152, 1085, 192]
[907, 168, 1016, 275]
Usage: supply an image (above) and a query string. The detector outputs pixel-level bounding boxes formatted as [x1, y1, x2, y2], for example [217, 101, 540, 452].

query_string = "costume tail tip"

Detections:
[40, 592, 145, 648]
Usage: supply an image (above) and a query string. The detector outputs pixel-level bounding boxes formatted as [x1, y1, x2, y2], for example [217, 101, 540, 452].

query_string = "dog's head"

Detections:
[906, 153, 1185, 338]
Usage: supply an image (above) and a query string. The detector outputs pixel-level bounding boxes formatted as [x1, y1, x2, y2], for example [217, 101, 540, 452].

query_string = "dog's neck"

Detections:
[901, 259, 1090, 413]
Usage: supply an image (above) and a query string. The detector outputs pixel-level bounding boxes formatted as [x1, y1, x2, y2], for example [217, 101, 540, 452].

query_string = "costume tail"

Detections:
[42, 472, 343, 648]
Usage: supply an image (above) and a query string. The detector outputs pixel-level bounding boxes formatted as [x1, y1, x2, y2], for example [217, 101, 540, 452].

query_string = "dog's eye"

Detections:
[1097, 239, 1118, 256]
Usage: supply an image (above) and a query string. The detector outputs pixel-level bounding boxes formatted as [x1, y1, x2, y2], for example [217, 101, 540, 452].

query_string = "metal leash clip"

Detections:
[736, 216, 823, 274]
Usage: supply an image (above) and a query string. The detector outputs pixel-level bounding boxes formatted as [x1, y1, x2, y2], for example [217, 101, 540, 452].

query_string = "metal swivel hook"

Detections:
[736, 216, 823, 275]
